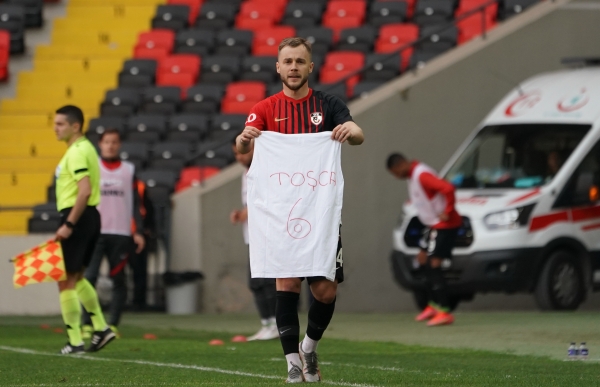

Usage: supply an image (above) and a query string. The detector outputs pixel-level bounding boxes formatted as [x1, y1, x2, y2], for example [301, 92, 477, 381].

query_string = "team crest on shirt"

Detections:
[310, 112, 323, 125]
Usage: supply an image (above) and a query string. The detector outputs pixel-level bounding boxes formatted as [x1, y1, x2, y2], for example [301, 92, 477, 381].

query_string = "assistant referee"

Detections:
[53, 105, 115, 354]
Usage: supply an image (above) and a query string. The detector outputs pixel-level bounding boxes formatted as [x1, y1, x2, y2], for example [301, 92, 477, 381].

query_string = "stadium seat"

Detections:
[142, 86, 182, 115]
[137, 169, 179, 204]
[455, 12, 496, 44]
[134, 29, 175, 59]
[150, 141, 192, 171]
[457, 0, 499, 19]
[119, 59, 158, 88]
[101, 88, 141, 117]
[196, 3, 236, 30]
[241, 56, 277, 83]
[201, 55, 241, 84]
[0, 4, 25, 54]
[152, 4, 191, 31]
[28, 203, 60, 233]
[234, 15, 275, 32]
[499, 0, 539, 20]
[120, 141, 150, 170]
[283, 2, 322, 29]
[364, 53, 401, 81]
[7, 0, 42, 28]
[419, 25, 458, 53]
[0, 30, 9, 81]
[312, 82, 347, 102]
[168, 0, 202, 24]
[369, 0, 408, 27]
[324, 1, 366, 22]
[167, 113, 209, 141]
[413, 0, 454, 26]
[322, 16, 362, 43]
[221, 80, 265, 114]
[156, 72, 195, 90]
[409, 49, 442, 69]
[87, 116, 127, 138]
[216, 29, 253, 56]
[182, 83, 224, 113]
[238, 1, 283, 24]
[337, 26, 377, 53]
[352, 80, 385, 98]
[159, 54, 201, 79]
[320, 51, 364, 97]
[127, 114, 168, 143]
[191, 141, 234, 168]
[252, 26, 296, 56]
[375, 23, 419, 69]
[297, 26, 333, 57]
[175, 29, 215, 56]
[209, 114, 246, 142]
[175, 166, 221, 192]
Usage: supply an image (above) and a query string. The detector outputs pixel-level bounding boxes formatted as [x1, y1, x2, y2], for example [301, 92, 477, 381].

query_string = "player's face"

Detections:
[54, 114, 79, 142]
[389, 162, 410, 179]
[277, 45, 314, 92]
[99, 133, 121, 160]
[233, 143, 253, 168]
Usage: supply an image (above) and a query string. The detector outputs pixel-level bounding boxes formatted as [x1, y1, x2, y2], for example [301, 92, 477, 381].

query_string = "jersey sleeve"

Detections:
[246, 100, 268, 130]
[330, 95, 353, 126]
[67, 147, 91, 182]
[419, 172, 456, 215]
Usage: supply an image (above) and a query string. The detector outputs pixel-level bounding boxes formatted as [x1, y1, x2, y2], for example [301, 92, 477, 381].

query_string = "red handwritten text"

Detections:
[270, 171, 337, 191]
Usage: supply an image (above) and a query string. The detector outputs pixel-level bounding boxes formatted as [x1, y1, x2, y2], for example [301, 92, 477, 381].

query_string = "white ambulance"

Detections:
[391, 61, 600, 310]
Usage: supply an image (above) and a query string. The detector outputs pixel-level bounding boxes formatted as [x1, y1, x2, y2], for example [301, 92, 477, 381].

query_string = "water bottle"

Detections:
[568, 342, 578, 360]
[579, 342, 588, 360]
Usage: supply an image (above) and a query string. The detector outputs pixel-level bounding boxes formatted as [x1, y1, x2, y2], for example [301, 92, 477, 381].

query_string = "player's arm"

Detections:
[420, 172, 456, 221]
[332, 121, 364, 145]
[236, 126, 261, 154]
[56, 177, 91, 241]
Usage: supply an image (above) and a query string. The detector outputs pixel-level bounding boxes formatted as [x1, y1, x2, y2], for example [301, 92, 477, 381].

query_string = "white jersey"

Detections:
[242, 170, 249, 245]
[97, 160, 135, 236]
[247, 132, 343, 280]
[409, 163, 447, 226]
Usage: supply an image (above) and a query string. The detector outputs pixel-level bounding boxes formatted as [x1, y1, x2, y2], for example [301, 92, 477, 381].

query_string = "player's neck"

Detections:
[282, 84, 310, 100]
[66, 133, 83, 147]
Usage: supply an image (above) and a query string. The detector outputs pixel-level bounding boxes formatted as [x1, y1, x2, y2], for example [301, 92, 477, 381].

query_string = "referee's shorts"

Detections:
[59, 206, 101, 273]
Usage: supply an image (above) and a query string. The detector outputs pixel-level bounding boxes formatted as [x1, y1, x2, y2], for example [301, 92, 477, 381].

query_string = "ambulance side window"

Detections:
[554, 141, 600, 208]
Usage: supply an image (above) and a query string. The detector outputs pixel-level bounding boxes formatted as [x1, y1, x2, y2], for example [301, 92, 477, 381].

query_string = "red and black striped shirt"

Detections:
[245, 89, 353, 134]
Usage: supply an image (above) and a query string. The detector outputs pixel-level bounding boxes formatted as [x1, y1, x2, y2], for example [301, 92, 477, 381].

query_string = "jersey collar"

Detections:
[280, 88, 313, 103]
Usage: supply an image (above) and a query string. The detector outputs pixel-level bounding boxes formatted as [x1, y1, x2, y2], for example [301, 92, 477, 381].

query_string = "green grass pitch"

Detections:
[0, 313, 598, 386]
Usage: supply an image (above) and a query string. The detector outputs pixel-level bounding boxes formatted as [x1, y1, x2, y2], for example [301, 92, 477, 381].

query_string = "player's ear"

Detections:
[309, 62, 314, 73]
[276, 61, 281, 74]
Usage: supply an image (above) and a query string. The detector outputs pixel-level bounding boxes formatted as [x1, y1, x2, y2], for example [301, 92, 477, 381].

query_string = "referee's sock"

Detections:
[302, 297, 336, 353]
[59, 289, 83, 346]
[276, 291, 301, 371]
[76, 279, 108, 331]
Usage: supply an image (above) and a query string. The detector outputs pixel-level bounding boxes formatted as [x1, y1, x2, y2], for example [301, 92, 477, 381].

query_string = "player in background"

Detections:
[82, 128, 145, 339]
[53, 105, 115, 354]
[387, 153, 462, 326]
[230, 136, 278, 341]
[237, 37, 364, 383]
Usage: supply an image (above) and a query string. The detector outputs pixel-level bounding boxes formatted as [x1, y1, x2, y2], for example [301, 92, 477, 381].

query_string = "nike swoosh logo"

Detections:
[275, 117, 288, 122]
[279, 328, 291, 334]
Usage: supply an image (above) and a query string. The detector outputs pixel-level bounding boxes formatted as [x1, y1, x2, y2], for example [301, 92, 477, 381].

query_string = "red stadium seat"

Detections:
[176, 166, 221, 192]
[456, 13, 497, 44]
[221, 99, 258, 114]
[252, 26, 296, 56]
[456, 0, 498, 19]
[321, 51, 364, 97]
[324, 1, 366, 21]
[0, 30, 10, 52]
[156, 72, 196, 91]
[239, 1, 284, 22]
[225, 81, 266, 101]
[322, 16, 362, 42]
[159, 54, 201, 78]
[374, 23, 419, 69]
[168, 0, 203, 24]
[235, 17, 275, 32]
[134, 46, 171, 60]
[136, 29, 175, 52]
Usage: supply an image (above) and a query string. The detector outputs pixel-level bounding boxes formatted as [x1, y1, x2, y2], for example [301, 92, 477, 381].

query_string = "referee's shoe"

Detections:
[86, 327, 116, 352]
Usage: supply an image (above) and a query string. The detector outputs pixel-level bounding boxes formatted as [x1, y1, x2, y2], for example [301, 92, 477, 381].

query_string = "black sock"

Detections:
[276, 291, 300, 355]
[429, 267, 449, 311]
[306, 297, 336, 341]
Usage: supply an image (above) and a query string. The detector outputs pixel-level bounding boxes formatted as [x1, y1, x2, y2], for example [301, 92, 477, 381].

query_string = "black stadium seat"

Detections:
[137, 169, 179, 204]
[175, 29, 215, 56]
[119, 59, 157, 88]
[413, 0, 455, 26]
[120, 141, 150, 170]
[338, 26, 377, 53]
[196, 3, 237, 30]
[419, 25, 458, 53]
[167, 114, 209, 142]
[500, 0, 539, 20]
[241, 56, 277, 83]
[0, 4, 25, 54]
[152, 4, 190, 31]
[101, 88, 141, 117]
[283, 2, 322, 29]
[142, 86, 182, 115]
[369, 1, 407, 27]
[216, 29, 253, 56]
[364, 53, 401, 81]
[410, 49, 443, 69]
[7, 0, 42, 28]
[127, 114, 168, 143]
[150, 141, 192, 172]
[209, 114, 246, 142]
[182, 84, 224, 114]
[353, 81, 385, 98]
[191, 141, 234, 168]
[312, 83, 347, 102]
[201, 55, 241, 84]
[87, 116, 127, 139]
[28, 203, 60, 233]
[297, 26, 333, 57]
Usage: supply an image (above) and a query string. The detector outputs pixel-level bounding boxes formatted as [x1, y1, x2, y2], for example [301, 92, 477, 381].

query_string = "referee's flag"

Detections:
[11, 240, 66, 288]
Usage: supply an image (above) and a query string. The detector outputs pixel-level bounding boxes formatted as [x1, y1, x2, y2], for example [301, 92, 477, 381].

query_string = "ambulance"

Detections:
[391, 60, 600, 310]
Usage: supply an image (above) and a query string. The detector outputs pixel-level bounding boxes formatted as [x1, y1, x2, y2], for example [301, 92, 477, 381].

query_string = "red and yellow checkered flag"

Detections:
[11, 240, 66, 289]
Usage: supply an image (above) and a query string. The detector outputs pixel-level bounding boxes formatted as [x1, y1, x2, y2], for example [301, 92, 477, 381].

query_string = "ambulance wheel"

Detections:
[535, 250, 586, 311]
[412, 290, 461, 311]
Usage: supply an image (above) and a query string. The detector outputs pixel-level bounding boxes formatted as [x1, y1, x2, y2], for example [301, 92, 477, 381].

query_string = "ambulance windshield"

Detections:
[445, 123, 591, 189]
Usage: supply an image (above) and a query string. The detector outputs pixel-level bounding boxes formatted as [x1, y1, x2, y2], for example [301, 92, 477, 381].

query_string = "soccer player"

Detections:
[82, 128, 145, 338]
[53, 105, 115, 354]
[230, 137, 278, 341]
[386, 153, 462, 326]
[236, 37, 364, 383]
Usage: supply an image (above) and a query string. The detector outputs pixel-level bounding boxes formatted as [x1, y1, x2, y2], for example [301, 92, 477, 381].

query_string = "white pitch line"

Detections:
[0, 346, 378, 387]
[270, 357, 423, 373]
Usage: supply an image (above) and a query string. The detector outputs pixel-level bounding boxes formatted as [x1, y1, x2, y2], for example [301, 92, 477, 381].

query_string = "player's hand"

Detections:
[133, 232, 145, 254]
[239, 126, 261, 145]
[237, 208, 248, 223]
[230, 210, 241, 224]
[417, 250, 428, 266]
[55, 224, 72, 241]
[439, 213, 449, 222]
[331, 121, 364, 145]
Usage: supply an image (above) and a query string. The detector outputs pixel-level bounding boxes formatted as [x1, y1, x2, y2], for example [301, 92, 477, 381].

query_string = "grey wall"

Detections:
[170, 0, 600, 313]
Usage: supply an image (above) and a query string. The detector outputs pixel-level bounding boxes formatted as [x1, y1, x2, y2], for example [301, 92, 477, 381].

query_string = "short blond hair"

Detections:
[278, 37, 312, 57]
